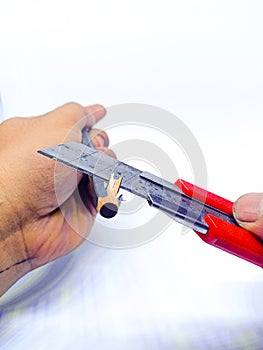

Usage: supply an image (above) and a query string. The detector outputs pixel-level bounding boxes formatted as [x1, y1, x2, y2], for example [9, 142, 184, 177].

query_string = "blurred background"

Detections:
[1, 0, 263, 349]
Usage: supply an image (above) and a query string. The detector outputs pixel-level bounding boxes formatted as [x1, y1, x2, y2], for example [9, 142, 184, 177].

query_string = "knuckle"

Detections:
[43, 102, 86, 128]
[63, 102, 84, 114]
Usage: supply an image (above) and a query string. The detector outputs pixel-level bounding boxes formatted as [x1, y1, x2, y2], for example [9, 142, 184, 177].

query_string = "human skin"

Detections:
[1, 102, 262, 297]
[0, 102, 114, 296]
[233, 193, 263, 240]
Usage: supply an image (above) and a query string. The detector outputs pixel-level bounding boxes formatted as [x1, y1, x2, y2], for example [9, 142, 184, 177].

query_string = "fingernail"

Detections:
[234, 193, 263, 223]
[94, 135, 106, 147]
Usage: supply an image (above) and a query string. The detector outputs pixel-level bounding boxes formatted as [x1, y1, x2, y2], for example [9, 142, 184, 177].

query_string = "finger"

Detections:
[44, 102, 106, 130]
[97, 147, 117, 159]
[233, 193, 263, 239]
[84, 104, 106, 128]
[44, 102, 86, 125]
[89, 129, 109, 148]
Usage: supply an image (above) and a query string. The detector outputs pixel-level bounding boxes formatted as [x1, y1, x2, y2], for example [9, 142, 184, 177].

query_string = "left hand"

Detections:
[0, 102, 113, 295]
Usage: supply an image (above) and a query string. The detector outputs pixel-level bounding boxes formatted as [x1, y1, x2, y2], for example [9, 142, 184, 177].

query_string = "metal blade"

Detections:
[38, 142, 237, 234]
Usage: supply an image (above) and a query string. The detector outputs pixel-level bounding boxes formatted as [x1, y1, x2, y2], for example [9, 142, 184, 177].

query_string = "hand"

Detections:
[233, 193, 263, 239]
[0, 102, 113, 296]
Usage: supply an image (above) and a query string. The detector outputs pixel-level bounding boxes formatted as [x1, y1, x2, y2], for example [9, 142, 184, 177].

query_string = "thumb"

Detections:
[233, 193, 263, 239]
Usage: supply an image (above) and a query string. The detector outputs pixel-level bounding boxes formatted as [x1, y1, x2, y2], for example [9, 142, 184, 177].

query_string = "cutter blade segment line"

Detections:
[38, 141, 237, 234]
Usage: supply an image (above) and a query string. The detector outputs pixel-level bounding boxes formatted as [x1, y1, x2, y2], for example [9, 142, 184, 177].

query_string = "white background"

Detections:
[1, 1, 263, 349]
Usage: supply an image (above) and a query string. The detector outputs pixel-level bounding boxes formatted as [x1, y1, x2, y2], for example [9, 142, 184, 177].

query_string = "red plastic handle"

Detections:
[175, 179, 263, 268]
